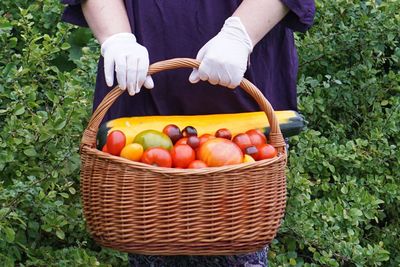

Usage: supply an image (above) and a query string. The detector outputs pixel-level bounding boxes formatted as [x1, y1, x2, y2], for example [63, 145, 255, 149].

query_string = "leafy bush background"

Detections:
[0, 0, 398, 266]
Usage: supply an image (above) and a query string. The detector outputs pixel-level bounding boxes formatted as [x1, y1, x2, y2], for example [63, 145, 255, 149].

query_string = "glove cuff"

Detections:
[100, 32, 137, 56]
[221, 17, 253, 53]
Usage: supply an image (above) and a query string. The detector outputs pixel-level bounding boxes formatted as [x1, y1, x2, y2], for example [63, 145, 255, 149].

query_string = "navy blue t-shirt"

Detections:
[61, 0, 315, 122]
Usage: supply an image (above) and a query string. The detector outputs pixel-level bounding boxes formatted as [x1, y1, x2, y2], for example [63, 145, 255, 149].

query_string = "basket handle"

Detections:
[81, 58, 286, 150]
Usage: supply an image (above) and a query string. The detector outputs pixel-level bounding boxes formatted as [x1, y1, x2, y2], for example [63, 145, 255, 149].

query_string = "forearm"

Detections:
[81, 0, 131, 44]
[233, 0, 289, 46]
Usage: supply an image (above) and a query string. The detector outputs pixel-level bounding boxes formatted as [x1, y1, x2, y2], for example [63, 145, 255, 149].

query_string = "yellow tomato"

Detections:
[120, 143, 144, 161]
[243, 154, 256, 163]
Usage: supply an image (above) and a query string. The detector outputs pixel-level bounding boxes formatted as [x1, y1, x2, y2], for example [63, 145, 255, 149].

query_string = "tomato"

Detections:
[101, 144, 108, 153]
[120, 143, 144, 161]
[188, 160, 208, 169]
[215, 128, 232, 140]
[182, 126, 198, 137]
[254, 144, 277, 160]
[197, 138, 243, 167]
[134, 129, 173, 151]
[243, 154, 256, 163]
[187, 135, 200, 149]
[246, 129, 267, 146]
[198, 134, 215, 146]
[141, 147, 172, 168]
[170, 144, 196, 168]
[244, 145, 258, 158]
[175, 137, 188, 146]
[162, 124, 182, 144]
[106, 130, 126, 156]
[232, 133, 252, 152]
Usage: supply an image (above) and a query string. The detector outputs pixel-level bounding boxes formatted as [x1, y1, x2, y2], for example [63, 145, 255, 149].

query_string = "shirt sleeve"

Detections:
[280, 0, 316, 32]
[60, 0, 88, 27]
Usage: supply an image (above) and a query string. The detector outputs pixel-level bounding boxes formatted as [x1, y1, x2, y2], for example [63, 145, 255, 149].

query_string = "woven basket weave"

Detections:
[80, 58, 287, 256]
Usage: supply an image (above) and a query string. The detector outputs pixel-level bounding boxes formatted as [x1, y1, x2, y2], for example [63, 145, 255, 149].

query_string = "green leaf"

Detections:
[56, 229, 65, 240]
[4, 227, 15, 242]
[14, 105, 25, 116]
[23, 148, 37, 157]
[61, 42, 71, 50]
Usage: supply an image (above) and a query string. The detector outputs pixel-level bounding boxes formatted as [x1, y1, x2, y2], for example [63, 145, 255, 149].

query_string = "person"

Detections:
[61, 1, 315, 266]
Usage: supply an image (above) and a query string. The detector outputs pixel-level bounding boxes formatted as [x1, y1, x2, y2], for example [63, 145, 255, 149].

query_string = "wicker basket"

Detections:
[80, 58, 287, 256]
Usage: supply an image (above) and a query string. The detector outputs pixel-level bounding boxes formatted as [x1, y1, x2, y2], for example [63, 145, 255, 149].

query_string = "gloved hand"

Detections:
[189, 17, 253, 89]
[101, 32, 154, 95]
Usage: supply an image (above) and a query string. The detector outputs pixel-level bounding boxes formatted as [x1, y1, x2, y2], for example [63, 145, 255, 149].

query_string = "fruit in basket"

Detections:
[175, 137, 188, 145]
[162, 124, 183, 144]
[254, 144, 277, 160]
[246, 129, 267, 146]
[197, 138, 243, 167]
[182, 126, 198, 137]
[188, 160, 208, 169]
[243, 154, 256, 163]
[232, 133, 252, 152]
[106, 130, 126, 156]
[141, 147, 172, 167]
[101, 144, 108, 153]
[98, 110, 305, 148]
[187, 135, 200, 149]
[215, 128, 232, 140]
[170, 144, 196, 168]
[198, 133, 215, 146]
[244, 145, 258, 158]
[120, 143, 143, 161]
[133, 130, 173, 151]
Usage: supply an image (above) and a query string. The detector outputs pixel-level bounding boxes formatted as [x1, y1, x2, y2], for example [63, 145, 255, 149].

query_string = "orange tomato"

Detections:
[120, 143, 144, 161]
[197, 138, 243, 167]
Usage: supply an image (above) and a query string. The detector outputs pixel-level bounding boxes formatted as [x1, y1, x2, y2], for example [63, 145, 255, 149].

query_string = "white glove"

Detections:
[189, 17, 253, 89]
[101, 32, 154, 95]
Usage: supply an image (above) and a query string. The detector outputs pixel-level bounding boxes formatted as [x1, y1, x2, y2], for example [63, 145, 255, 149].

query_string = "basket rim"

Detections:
[81, 146, 287, 176]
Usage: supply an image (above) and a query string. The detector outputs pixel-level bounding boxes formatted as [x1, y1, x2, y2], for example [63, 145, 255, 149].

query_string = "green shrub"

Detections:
[0, 1, 127, 266]
[270, 1, 400, 266]
[0, 0, 398, 266]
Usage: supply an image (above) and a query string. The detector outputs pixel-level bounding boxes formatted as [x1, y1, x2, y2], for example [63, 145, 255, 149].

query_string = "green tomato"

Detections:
[133, 129, 173, 151]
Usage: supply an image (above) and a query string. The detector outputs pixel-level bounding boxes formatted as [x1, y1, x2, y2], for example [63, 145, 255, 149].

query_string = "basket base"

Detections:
[94, 238, 269, 256]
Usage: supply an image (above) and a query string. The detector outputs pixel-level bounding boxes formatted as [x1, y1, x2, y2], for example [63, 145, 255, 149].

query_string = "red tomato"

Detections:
[175, 137, 188, 146]
[215, 128, 232, 140]
[141, 147, 172, 168]
[232, 133, 252, 152]
[170, 144, 196, 168]
[254, 144, 277, 160]
[106, 130, 126, 156]
[198, 134, 215, 146]
[188, 160, 208, 169]
[197, 138, 243, 167]
[101, 144, 108, 153]
[246, 129, 267, 146]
